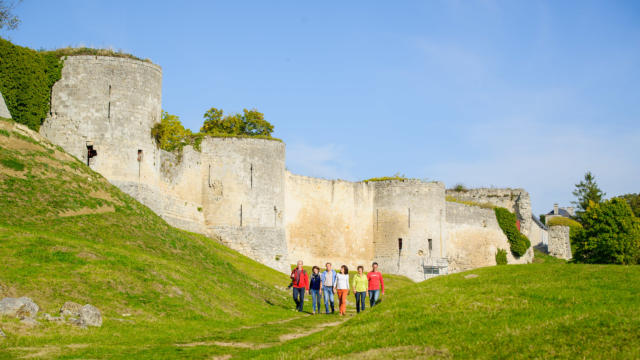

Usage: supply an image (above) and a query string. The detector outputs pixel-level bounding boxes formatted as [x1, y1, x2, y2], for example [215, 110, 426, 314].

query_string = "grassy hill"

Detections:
[2, 116, 639, 359]
[0, 117, 412, 359]
[249, 263, 640, 359]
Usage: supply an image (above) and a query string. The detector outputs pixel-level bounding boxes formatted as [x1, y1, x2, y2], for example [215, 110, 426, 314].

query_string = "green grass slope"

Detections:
[0, 117, 352, 358]
[250, 263, 640, 359]
[4, 115, 637, 360]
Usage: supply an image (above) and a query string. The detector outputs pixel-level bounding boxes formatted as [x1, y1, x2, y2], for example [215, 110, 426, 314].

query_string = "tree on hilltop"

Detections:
[200, 107, 274, 137]
[572, 171, 605, 220]
[0, 0, 20, 31]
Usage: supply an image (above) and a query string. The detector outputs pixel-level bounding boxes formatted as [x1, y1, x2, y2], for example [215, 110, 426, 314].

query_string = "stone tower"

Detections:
[40, 55, 289, 273]
[200, 137, 289, 271]
[372, 180, 447, 280]
[40, 56, 162, 180]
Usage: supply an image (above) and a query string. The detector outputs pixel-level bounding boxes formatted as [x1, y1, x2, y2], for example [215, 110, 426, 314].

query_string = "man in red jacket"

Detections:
[290, 260, 309, 312]
[367, 262, 384, 307]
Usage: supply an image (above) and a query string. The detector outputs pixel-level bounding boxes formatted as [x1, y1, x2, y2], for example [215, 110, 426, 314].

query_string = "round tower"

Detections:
[372, 180, 446, 281]
[200, 137, 289, 272]
[40, 55, 162, 184]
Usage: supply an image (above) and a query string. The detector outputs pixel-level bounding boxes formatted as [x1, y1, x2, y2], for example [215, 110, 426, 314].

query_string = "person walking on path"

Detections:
[336, 265, 350, 316]
[367, 262, 384, 308]
[290, 260, 309, 312]
[309, 266, 322, 315]
[352, 265, 368, 313]
[321, 263, 337, 314]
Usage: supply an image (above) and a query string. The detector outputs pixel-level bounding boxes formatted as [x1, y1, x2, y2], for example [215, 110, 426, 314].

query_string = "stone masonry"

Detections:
[0, 91, 11, 118]
[548, 226, 572, 260]
[39, 55, 537, 281]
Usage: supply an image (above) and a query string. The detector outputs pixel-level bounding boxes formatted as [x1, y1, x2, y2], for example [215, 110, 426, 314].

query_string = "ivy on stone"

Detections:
[0, 38, 63, 131]
[494, 207, 531, 257]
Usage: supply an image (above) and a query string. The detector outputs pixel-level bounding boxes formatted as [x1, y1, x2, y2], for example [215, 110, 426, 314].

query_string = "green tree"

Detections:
[242, 108, 273, 136]
[200, 107, 273, 137]
[615, 193, 640, 218]
[572, 171, 605, 219]
[0, 0, 20, 31]
[201, 107, 240, 135]
[151, 111, 192, 152]
[572, 198, 640, 264]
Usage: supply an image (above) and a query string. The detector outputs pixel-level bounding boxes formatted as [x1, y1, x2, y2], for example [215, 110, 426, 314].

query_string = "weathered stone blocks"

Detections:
[548, 225, 572, 260]
[38, 55, 539, 280]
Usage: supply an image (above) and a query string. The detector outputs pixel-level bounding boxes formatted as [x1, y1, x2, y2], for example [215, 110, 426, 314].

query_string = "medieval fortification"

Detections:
[28, 55, 570, 281]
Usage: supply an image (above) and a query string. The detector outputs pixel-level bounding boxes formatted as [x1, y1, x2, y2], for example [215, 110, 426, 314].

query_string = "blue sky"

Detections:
[4, 0, 639, 215]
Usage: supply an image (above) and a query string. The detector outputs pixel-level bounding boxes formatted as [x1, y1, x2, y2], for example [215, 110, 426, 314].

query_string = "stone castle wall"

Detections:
[40, 56, 162, 177]
[39, 56, 289, 273]
[39, 56, 206, 235]
[200, 137, 288, 272]
[529, 217, 548, 249]
[445, 202, 533, 272]
[446, 188, 533, 237]
[285, 173, 375, 269]
[372, 180, 446, 281]
[284, 177, 454, 281]
[38, 55, 537, 279]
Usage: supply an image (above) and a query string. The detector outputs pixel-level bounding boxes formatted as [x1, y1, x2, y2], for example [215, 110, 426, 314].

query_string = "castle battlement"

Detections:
[39, 55, 536, 281]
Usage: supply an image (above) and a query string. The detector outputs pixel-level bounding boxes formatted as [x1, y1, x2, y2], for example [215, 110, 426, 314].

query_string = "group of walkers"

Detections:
[289, 260, 385, 316]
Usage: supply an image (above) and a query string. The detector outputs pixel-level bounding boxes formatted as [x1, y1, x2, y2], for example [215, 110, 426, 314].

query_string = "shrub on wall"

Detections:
[200, 107, 276, 138]
[0, 38, 63, 131]
[547, 216, 581, 228]
[152, 111, 194, 152]
[494, 207, 531, 257]
[495, 248, 508, 265]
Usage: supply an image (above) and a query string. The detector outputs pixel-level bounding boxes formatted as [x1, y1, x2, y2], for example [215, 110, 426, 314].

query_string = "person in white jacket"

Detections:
[335, 265, 350, 316]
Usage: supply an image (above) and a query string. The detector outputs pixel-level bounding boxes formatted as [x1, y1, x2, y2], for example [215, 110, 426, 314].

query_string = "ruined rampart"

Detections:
[285, 173, 375, 268]
[445, 202, 533, 272]
[38, 55, 537, 279]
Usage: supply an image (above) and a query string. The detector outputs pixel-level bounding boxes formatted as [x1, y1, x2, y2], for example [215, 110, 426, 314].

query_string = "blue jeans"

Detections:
[310, 289, 321, 313]
[322, 286, 335, 313]
[355, 291, 366, 313]
[369, 289, 380, 307]
[292, 287, 305, 312]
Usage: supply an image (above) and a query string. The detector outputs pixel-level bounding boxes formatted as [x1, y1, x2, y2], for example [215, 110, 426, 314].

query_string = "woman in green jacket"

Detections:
[352, 265, 368, 313]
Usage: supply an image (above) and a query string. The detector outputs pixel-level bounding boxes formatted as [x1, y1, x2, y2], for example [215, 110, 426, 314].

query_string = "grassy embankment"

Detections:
[249, 261, 640, 359]
[0, 117, 413, 358]
[2, 116, 639, 359]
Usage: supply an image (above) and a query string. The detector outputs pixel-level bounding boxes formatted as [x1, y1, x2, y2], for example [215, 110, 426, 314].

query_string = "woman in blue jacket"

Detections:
[309, 266, 322, 314]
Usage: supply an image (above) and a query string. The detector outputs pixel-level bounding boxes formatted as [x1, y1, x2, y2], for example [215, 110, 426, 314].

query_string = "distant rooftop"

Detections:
[547, 205, 575, 218]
